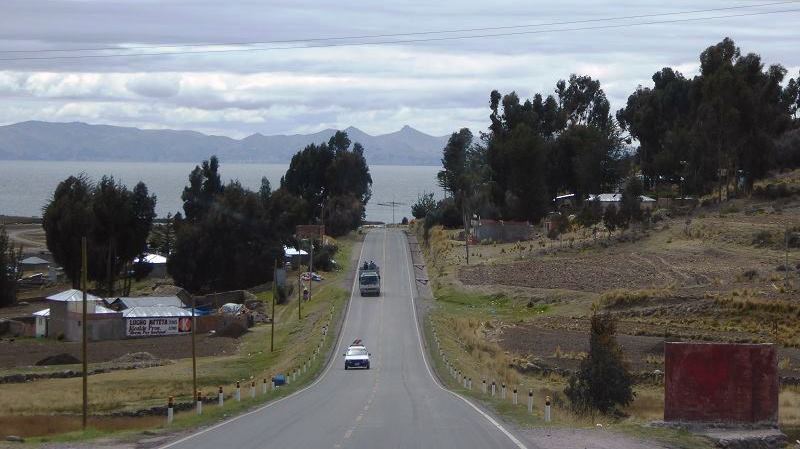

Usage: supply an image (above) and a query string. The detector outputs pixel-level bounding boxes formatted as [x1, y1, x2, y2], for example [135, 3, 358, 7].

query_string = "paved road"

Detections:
[160, 228, 527, 449]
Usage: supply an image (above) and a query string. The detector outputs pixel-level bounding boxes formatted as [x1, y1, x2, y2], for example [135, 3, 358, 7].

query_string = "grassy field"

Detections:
[416, 170, 800, 446]
[0, 234, 358, 440]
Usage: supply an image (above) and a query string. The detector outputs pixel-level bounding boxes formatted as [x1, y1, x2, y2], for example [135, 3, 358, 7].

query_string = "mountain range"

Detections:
[0, 121, 449, 165]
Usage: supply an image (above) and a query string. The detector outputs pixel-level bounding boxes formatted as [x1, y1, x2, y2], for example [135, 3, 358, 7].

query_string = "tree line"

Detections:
[423, 38, 800, 230]
[28, 130, 371, 298]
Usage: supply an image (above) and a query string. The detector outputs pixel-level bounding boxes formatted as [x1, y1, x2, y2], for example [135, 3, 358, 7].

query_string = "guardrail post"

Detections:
[167, 396, 174, 425]
[218, 386, 224, 406]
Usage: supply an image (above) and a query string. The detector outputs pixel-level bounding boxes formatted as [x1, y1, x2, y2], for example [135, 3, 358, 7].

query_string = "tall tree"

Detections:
[282, 131, 372, 236]
[170, 159, 282, 292]
[0, 226, 21, 307]
[42, 175, 93, 288]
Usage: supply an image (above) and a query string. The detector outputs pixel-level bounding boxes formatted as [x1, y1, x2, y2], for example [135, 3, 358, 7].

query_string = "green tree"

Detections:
[411, 192, 436, 219]
[0, 226, 21, 307]
[618, 178, 644, 228]
[42, 175, 94, 288]
[282, 131, 372, 236]
[169, 158, 284, 293]
[565, 310, 635, 414]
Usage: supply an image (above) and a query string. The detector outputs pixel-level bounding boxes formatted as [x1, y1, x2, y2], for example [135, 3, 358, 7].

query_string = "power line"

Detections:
[0, 1, 796, 55]
[1, 8, 798, 62]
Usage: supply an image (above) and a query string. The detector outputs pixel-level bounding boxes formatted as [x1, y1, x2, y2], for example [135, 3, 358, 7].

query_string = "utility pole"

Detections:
[271, 260, 276, 352]
[376, 200, 407, 225]
[308, 239, 314, 301]
[191, 295, 197, 402]
[298, 263, 302, 320]
[81, 237, 88, 431]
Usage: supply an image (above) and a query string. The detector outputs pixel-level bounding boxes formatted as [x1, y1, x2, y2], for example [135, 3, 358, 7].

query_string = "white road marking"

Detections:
[157, 234, 370, 449]
[400, 230, 529, 449]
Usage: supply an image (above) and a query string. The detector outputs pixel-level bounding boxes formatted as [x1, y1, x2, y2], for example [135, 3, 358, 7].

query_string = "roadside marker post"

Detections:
[468, 377, 472, 390]
[513, 388, 518, 405]
[235, 381, 241, 402]
[463, 376, 467, 388]
[250, 381, 256, 398]
[491, 381, 496, 397]
[271, 379, 276, 391]
[218, 386, 224, 406]
[502, 383, 506, 400]
[167, 396, 174, 425]
[262, 378, 267, 394]
[482, 379, 487, 394]
[545, 396, 552, 422]
[528, 390, 533, 414]
[196, 391, 203, 415]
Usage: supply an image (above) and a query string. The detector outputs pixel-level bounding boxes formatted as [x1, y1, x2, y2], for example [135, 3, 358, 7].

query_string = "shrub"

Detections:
[565, 311, 635, 414]
[313, 243, 339, 271]
[752, 230, 774, 248]
[599, 289, 651, 308]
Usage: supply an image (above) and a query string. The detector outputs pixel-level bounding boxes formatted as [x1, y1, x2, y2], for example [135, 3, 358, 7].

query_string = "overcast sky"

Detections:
[0, 0, 798, 138]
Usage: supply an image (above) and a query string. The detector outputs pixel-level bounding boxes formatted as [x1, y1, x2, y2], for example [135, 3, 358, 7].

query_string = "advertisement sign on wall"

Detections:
[126, 317, 192, 337]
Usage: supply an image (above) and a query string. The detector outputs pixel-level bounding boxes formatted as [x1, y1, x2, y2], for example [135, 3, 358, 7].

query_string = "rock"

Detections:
[5, 435, 24, 442]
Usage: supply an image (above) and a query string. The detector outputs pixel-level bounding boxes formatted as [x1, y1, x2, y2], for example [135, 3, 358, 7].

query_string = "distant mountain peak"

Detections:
[0, 120, 448, 166]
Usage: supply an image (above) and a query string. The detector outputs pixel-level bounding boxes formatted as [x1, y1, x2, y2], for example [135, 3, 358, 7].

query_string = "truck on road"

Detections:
[359, 261, 380, 296]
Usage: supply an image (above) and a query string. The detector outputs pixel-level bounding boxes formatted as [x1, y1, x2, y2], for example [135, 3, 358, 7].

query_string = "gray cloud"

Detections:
[0, 1, 798, 136]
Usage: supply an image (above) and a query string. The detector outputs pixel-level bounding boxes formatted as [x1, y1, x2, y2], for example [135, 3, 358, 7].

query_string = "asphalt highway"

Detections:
[160, 228, 528, 449]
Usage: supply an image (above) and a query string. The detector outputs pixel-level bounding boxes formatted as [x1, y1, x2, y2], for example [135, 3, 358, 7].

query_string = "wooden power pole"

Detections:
[81, 237, 88, 430]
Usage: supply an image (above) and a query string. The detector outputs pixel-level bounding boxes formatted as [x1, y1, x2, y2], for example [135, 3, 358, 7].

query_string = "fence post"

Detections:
[218, 386, 224, 406]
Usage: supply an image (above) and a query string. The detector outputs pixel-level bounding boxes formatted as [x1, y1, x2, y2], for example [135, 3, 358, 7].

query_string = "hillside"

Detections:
[0, 121, 448, 165]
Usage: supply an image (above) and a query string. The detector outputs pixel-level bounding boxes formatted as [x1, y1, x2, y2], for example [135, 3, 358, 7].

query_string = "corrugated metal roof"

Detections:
[113, 296, 184, 309]
[135, 253, 167, 264]
[21, 256, 50, 265]
[47, 289, 103, 302]
[122, 306, 191, 318]
[95, 304, 118, 314]
[33, 308, 50, 317]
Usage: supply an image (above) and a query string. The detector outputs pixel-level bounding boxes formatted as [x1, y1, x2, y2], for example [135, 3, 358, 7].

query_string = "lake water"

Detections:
[0, 161, 443, 224]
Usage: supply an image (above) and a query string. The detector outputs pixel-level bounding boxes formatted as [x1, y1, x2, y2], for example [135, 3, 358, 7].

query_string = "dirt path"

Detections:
[5, 224, 47, 252]
[520, 428, 671, 449]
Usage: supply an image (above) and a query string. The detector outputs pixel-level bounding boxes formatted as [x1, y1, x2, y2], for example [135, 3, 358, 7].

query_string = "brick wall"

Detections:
[664, 342, 778, 423]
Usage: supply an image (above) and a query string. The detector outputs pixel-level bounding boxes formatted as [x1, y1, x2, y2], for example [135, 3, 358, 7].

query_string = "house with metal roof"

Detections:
[106, 296, 185, 311]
